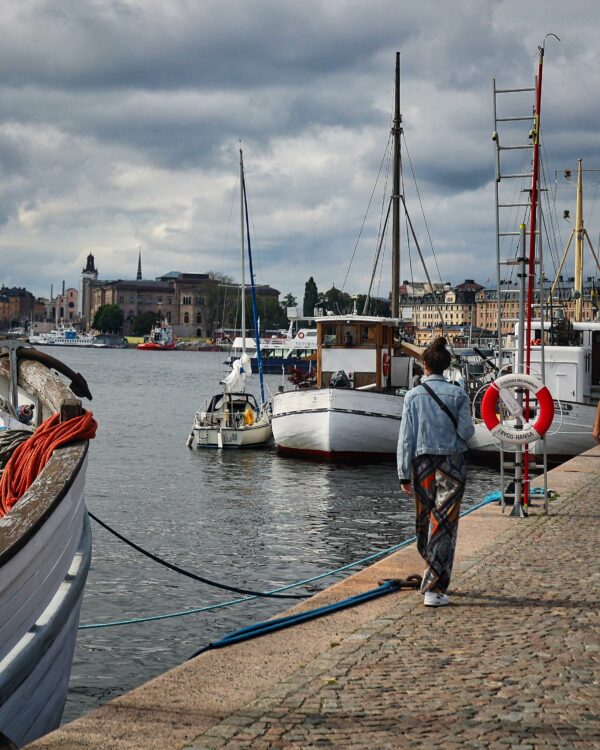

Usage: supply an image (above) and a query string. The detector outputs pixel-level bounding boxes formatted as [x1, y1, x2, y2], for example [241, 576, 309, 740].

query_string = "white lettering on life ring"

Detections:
[480, 372, 554, 445]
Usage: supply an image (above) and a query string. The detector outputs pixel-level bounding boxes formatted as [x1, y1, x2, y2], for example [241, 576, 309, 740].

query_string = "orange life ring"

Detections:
[530, 338, 542, 346]
[297, 331, 305, 339]
[382, 353, 391, 378]
[481, 373, 554, 445]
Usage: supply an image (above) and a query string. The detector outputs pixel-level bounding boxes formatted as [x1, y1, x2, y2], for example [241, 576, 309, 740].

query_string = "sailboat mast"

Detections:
[525, 45, 545, 373]
[574, 159, 584, 321]
[391, 51, 401, 318]
[240, 147, 247, 356]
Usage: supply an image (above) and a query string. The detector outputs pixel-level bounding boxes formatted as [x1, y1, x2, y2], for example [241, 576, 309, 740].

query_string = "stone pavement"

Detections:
[184, 465, 600, 749]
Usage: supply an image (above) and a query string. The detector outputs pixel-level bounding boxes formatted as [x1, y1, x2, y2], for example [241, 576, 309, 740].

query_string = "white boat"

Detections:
[271, 316, 413, 458]
[0, 342, 94, 747]
[187, 148, 272, 450]
[28, 325, 95, 347]
[272, 54, 426, 460]
[226, 326, 318, 373]
[468, 323, 599, 463]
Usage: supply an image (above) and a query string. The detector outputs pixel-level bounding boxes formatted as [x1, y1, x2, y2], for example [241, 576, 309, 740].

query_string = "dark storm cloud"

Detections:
[0, 0, 599, 300]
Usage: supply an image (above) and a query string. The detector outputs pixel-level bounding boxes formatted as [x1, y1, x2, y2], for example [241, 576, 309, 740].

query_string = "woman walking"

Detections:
[397, 337, 475, 607]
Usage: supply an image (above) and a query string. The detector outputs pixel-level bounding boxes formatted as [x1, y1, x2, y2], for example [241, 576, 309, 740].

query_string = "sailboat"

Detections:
[271, 53, 421, 460]
[467, 43, 600, 465]
[187, 149, 273, 449]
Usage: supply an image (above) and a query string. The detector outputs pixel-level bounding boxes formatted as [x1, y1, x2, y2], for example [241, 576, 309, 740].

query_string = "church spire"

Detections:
[136, 249, 142, 280]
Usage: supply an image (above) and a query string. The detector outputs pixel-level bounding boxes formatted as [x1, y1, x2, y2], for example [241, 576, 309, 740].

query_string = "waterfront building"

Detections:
[0, 286, 44, 332]
[408, 279, 483, 331]
[88, 262, 281, 338]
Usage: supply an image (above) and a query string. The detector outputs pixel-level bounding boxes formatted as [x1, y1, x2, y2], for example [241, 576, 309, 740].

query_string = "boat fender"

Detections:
[382, 353, 391, 378]
[243, 406, 255, 426]
[481, 373, 554, 445]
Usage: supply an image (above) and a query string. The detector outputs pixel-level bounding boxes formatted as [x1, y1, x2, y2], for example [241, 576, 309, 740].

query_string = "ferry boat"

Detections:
[0, 342, 94, 746]
[28, 325, 95, 347]
[226, 326, 318, 373]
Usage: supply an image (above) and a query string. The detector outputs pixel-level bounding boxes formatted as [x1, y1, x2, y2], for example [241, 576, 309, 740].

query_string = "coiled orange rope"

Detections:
[0, 410, 97, 517]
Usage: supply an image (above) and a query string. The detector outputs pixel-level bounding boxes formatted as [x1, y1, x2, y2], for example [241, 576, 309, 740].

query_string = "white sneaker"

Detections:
[424, 591, 449, 607]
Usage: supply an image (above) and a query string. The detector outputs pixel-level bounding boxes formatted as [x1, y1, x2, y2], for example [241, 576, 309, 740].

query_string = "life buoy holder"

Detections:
[297, 331, 305, 339]
[382, 353, 391, 378]
[530, 338, 542, 346]
[481, 373, 554, 445]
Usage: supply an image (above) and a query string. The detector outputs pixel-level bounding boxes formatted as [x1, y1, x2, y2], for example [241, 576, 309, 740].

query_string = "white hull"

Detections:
[272, 388, 403, 458]
[468, 400, 597, 462]
[192, 421, 273, 449]
[0, 352, 92, 747]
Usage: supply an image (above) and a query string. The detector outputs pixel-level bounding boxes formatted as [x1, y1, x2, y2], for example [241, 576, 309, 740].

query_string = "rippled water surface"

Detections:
[54, 348, 500, 722]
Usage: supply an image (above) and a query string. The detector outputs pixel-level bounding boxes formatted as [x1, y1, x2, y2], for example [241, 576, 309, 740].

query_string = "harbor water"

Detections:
[54, 348, 500, 723]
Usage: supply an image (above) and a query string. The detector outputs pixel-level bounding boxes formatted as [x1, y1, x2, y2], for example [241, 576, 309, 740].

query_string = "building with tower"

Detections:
[79, 253, 99, 328]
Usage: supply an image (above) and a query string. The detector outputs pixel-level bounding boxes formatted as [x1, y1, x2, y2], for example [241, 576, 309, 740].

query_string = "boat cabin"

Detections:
[201, 392, 260, 428]
[315, 315, 412, 390]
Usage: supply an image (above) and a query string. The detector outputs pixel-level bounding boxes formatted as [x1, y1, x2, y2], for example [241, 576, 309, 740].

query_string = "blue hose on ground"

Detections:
[188, 578, 413, 659]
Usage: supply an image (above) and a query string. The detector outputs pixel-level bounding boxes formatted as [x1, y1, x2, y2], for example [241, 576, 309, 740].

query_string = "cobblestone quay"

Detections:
[187, 455, 600, 750]
[28, 451, 600, 750]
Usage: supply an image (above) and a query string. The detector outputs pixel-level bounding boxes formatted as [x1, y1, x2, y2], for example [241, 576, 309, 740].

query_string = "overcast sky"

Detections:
[1, 0, 599, 304]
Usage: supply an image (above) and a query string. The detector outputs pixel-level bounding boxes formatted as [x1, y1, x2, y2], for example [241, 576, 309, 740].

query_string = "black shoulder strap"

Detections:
[420, 382, 458, 430]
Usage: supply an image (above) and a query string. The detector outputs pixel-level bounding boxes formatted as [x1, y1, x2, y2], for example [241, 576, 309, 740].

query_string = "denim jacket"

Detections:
[397, 375, 475, 482]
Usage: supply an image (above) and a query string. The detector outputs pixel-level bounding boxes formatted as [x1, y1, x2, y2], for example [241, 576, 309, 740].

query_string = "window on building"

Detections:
[137, 295, 142, 303]
[157, 296, 163, 304]
[182, 295, 192, 305]
[147, 296, 153, 303]
[119, 296, 124, 303]
[195, 296, 204, 305]
[184, 312, 190, 324]
[167, 297, 172, 304]
[196, 312, 202, 324]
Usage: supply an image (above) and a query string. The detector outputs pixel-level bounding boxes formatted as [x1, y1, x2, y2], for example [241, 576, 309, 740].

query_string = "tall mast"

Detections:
[574, 158, 584, 321]
[391, 51, 401, 317]
[525, 47, 544, 375]
[240, 147, 246, 355]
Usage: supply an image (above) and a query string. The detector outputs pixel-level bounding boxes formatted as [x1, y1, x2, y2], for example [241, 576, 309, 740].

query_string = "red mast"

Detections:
[523, 36, 558, 506]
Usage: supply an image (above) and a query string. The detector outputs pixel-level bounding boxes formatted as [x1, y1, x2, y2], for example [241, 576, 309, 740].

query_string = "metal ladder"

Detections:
[491, 76, 550, 516]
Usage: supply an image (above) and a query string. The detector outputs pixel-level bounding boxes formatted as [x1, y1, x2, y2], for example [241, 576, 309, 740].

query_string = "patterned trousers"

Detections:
[412, 453, 466, 594]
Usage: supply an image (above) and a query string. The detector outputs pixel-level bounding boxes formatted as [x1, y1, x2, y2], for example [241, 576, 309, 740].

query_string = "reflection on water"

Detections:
[54, 349, 500, 721]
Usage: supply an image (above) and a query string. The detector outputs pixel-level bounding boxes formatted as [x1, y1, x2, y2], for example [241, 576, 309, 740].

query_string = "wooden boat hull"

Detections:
[0, 354, 92, 747]
[272, 388, 404, 459]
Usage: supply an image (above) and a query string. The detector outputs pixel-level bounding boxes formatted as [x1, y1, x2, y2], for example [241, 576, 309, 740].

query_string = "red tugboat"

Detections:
[137, 321, 176, 350]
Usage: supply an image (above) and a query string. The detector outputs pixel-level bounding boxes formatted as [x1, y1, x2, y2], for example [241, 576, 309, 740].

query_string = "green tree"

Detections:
[282, 292, 297, 308]
[245, 295, 288, 332]
[303, 277, 318, 316]
[132, 310, 157, 335]
[93, 304, 124, 333]
[321, 285, 353, 314]
[355, 294, 391, 317]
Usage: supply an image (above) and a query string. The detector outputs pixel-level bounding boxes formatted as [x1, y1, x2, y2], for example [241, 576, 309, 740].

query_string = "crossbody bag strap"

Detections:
[420, 382, 458, 430]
